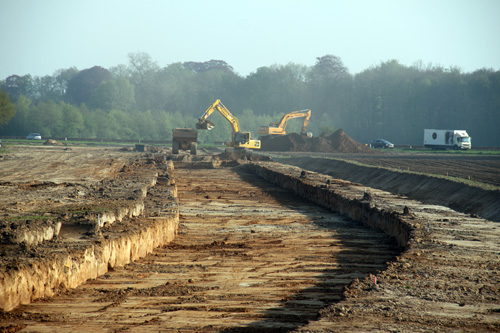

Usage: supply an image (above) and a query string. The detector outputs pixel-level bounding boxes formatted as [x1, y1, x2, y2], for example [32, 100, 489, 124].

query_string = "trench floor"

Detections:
[5, 165, 400, 332]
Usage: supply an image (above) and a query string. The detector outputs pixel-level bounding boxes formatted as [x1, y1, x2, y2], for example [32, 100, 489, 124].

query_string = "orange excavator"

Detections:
[258, 109, 312, 137]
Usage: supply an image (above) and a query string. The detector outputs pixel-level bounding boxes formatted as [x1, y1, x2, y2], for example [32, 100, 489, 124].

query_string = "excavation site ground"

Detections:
[0, 143, 499, 332]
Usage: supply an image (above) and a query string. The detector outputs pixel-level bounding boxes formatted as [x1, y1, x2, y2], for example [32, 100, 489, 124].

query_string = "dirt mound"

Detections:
[260, 129, 375, 153]
[44, 139, 63, 145]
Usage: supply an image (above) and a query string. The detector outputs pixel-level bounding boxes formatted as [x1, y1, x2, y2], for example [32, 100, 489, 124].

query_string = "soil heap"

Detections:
[260, 129, 375, 153]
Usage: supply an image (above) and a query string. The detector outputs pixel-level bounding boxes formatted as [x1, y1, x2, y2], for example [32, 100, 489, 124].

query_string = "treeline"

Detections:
[1, 53, 499, 146]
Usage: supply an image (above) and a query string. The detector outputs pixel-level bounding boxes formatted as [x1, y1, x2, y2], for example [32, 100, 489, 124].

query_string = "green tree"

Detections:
[54, 67, 79, 96]
[127, 52, 160, 110]
[0, 90, 16, 125]
[183, 59, 235, 74]
[244, 64, 309, 116]
[89, 78, 135, 111]
[309, 55, 349, 83]
[61, 103, 85, 137]
[307, 55, 353, 134]
[6, 95, 31, 135]
[66, 66, 112, 105]
[26, 100, 63, 137]
[2, 75, 33, 101]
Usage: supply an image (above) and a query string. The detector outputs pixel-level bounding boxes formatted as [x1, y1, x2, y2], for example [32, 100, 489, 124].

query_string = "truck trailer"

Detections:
[423, 129, 471, 150]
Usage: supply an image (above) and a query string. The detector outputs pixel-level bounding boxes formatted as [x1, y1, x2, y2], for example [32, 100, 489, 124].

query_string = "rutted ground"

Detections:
[248, 161, 500, 332]
[0, 146, 499, 332]
[0, 162, 399, 332]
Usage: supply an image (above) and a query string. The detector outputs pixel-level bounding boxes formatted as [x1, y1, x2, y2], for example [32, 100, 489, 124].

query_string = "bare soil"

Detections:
[0, 145, 499, 332]
[260, 129, 375, 154]
[278, 153, 500, 222]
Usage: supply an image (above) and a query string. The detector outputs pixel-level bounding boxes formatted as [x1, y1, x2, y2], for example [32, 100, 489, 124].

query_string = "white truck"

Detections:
[424, 129, 471, 150]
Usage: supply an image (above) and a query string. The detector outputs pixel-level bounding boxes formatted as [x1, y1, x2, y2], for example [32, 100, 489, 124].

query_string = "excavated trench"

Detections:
[0, 159, 409, 332]
[2, 147, 499, 332]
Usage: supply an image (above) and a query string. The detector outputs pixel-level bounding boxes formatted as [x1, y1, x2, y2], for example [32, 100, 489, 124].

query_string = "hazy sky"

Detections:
[1, 0, 499, 79]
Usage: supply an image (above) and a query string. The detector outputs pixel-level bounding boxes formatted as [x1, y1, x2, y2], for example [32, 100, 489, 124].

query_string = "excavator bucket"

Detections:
[196, 119, 215, 130]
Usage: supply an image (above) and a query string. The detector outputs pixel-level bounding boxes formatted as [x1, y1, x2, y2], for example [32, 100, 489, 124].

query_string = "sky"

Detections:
[1, 0, 499, 79]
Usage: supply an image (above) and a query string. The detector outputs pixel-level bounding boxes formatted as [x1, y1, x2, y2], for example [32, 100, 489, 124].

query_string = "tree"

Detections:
[66, 66, 112, 105]
[127, 52, 159, 110]
[244, 64, 309, 116]
[32, 75, 62, 102]
[88, 78, 135, 111]
[150, 63, 197, 114]
[54, 67, 79, 97]
[2, 75, 33, 101]
[61, 103, 85, 137]
[183, 60, 235, 74]
[4, 95, 31, 135]
[309, 55, 349, 83]
[0, 90, 16, 125]
[26, 100, 63, 137]
[307, 55, 353, 132]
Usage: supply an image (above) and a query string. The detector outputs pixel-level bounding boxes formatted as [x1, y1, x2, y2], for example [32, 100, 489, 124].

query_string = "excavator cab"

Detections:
[234, 132, 250, 144]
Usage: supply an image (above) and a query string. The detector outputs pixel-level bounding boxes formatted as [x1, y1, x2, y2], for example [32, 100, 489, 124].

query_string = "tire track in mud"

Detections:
[3, 165, 400, 332]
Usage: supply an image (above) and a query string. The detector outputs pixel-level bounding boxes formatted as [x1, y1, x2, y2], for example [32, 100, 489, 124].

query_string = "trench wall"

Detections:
[281, 157, 500, 222]
[0, 169, 179, 312]
[245, 163, 416, 248]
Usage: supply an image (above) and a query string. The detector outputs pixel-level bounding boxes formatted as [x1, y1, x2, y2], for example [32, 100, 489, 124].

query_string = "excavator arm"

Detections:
[196, 99, 241, 133]
[196, 99, 260, 149]
[258, 109, 312, 136]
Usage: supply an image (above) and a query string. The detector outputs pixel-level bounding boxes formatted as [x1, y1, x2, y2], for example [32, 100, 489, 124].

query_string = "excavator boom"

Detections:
[196, 99, 260, 149]
[258, 109, 312, 136]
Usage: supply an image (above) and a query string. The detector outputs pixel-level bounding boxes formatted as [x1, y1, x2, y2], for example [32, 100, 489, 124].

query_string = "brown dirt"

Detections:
[260, 129, 376, 153]
[0, 144, 499, 332]
[279, 154, 500, 222]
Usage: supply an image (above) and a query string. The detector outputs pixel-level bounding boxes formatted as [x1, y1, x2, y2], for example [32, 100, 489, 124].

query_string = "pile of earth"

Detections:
[260, 129, 376, 153]
[44, 139, 63, 146]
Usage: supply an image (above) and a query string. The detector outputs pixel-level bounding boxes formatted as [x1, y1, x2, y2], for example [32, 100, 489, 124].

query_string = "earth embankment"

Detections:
[279, 156, 500, 222]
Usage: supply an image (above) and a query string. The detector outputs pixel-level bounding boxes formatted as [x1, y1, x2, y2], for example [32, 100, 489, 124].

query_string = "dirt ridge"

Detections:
[281, 156, 500, 222]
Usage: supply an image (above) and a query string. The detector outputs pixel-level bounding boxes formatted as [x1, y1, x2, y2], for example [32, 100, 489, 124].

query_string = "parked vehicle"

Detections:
[423, 129, 471, 150]
[370, 139, 394, 149]
[26, 133, 42, 140]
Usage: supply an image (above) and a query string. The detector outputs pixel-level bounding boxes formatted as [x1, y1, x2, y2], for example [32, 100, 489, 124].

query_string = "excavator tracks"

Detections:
[4, 165, 399, 332]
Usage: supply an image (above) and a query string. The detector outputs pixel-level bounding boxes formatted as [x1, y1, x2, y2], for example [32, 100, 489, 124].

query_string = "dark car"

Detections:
[371, 139, 394, 149]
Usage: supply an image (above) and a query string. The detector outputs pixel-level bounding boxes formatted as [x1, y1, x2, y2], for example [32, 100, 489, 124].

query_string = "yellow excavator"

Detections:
[196, 99, 261, 150]
[258, 109, 312, 137]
